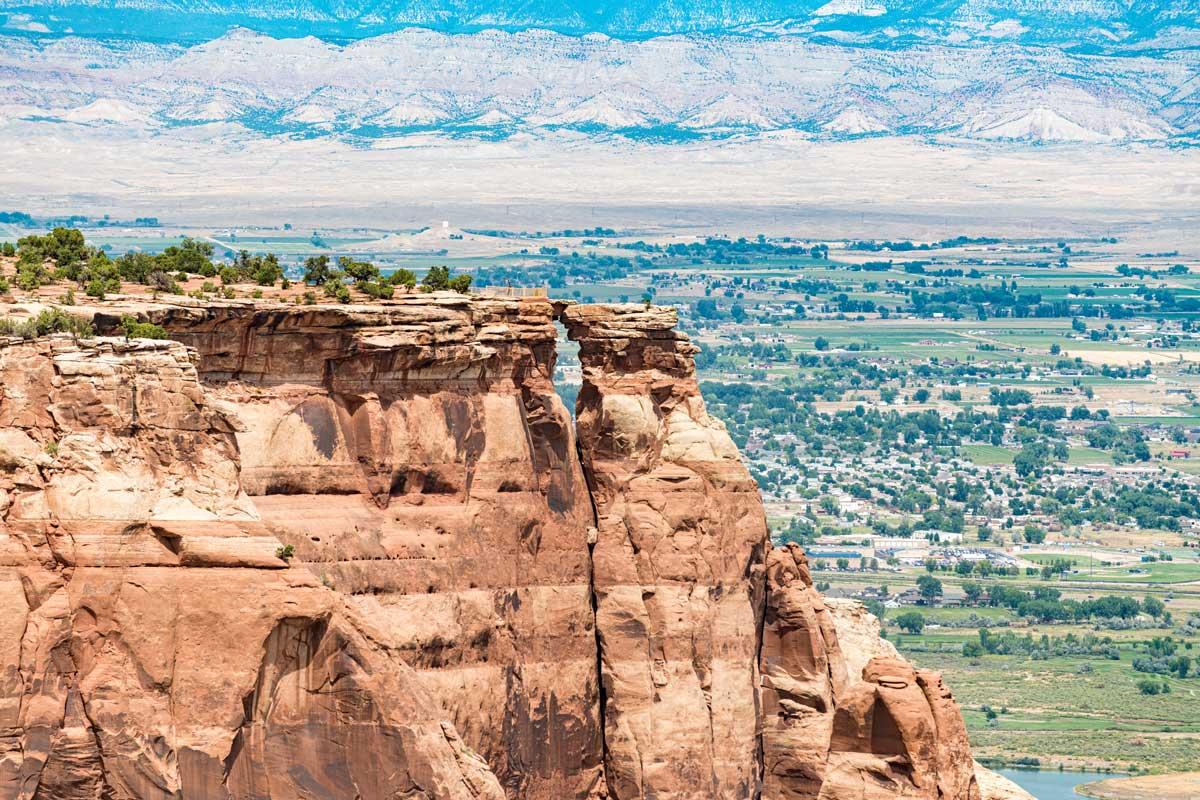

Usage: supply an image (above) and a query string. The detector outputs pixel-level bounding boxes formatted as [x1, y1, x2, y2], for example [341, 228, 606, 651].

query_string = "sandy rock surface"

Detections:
[1077, 772, 1200, 800]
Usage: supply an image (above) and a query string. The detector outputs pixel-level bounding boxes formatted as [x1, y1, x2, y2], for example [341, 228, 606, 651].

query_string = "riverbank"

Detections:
[1077, 772, 1200, 800]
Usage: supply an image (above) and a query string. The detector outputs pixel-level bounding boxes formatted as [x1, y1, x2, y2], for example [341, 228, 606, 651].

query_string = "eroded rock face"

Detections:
[760, 544, 847, 798]
[764, 548, 981, 800]
[99, 297, 604, 800]
[0, 336, 503, 799]
[0, 297, 987, 800]
[563, 304, 767, 800]
[972, 764, 1036, 800]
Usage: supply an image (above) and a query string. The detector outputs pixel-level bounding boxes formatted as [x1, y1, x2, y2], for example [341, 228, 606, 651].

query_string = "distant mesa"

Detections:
[60, 98, 155, 126]
[971, 106, 1167, 143]
[537, 94, 657, 129]
[822, 107, 888, 136]
[681, 94, 782, 130]
[371, 100, 454, 126]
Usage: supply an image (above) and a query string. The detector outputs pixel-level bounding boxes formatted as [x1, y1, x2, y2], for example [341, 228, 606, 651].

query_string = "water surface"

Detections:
[998, 768, 1122, 800]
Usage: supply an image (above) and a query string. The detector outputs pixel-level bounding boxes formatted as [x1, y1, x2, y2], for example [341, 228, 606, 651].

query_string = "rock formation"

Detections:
[563, 305, 765, 800]
[93, 296, 606, 800]
[0, 336, 502, 799]
[824, 599, 1024, 800]
[761, 544, 981, 800]
[0, 295, 990, 800]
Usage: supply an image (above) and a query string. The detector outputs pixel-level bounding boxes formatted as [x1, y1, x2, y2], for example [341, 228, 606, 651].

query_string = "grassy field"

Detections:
[1069, 447, 1115, 465]
[905, 648, 1200, 774]
[946, 444, 1117, 467]
[1076, 562, 1200, 584]
[959, 444, 1015, 465]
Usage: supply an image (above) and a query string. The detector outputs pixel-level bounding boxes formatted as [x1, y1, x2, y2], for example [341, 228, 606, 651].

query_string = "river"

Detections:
[998, 768, 1123, 799]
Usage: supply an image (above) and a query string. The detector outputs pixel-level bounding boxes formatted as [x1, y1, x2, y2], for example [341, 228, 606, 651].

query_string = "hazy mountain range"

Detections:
[2, 22, 1197, 145]
[1, 0, 1198, 154]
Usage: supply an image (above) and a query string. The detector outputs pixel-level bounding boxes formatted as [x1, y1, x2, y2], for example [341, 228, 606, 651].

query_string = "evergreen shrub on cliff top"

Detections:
[119, 315, 169, 340]
[0, 309, 94, 340]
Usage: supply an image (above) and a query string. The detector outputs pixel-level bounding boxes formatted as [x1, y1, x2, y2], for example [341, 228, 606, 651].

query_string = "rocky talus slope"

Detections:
[0, 296, 1013, 799]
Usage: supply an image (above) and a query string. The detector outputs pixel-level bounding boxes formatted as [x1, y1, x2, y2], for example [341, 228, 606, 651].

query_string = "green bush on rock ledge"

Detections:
[119, 315, 169, 341]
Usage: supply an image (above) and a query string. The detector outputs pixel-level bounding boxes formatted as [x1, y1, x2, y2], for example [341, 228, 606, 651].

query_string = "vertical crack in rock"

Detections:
[751, 535, 769, 800]
[579, 434, 609, 799]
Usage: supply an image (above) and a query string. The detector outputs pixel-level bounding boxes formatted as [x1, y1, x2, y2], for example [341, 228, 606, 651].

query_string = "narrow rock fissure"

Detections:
[62, 641, 116, 800]
[576, 402, 610, 794]
[752, 539, 769, 800]
[556, 311, 611, 795]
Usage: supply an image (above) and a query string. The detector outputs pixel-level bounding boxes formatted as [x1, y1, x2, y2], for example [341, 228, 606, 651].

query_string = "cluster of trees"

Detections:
[5, 228, 475, 304]
[12, 228, 90, 292]
[693, 341, 792, 370]
[916, 574, 943, 602]
[849, 275, 1191, 321]
[931, 558, 1021, 578]
[850, 236, 1000, 252]
[465, 225, 615, 240]
[302, 257, 471, 302]
[0, 309, 171, 343]
[305, 255, 392, 302]
[618, 235, 809, 262]
[811, 556, 881, 572]
[989, 388, 1033, 406]
[895, 611, 927, 634]
[1137, 679, 1173, 695]
[1132, 636, 1195, 679]
[473, 249, 638, 293]
[962, 629, 1120, 660]
[118, 315, 169, 340]
[966, 585, 1166, 624]
[7, 229, 286, 299]
[0, 308, 94, 340]
[1089, 484, 1200, 531]
[1084, 424, 1152, 464]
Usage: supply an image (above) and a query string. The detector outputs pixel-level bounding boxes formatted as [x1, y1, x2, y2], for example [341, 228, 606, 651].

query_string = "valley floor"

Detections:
[4, 124, 1200, 241]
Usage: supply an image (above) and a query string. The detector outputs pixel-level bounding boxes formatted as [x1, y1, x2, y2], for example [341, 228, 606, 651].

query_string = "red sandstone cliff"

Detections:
[0, 336, 502, 799]
[563, 305, 765, 799]
[0, 296, 995, 800]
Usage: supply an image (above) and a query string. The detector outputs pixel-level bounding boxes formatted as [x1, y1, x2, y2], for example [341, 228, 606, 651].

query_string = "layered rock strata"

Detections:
[95, 297, 605, 800]
[0, 336, 503, 799]
[0, 296, 990, 800]
[763, 544, 981, 800]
